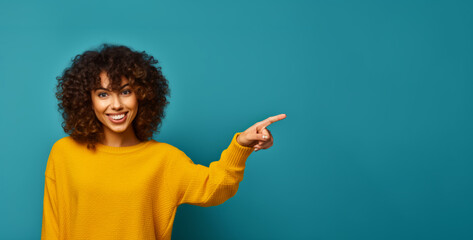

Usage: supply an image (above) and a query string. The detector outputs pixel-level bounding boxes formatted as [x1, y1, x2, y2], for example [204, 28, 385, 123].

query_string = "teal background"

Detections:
[1, 0, 472, 239]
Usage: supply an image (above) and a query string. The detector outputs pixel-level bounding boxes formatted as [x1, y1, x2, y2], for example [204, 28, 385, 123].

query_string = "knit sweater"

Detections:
[41, 132, 253, 240]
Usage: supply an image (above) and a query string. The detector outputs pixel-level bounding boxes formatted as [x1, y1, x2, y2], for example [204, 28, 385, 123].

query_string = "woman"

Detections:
[41, 44, 286, 240]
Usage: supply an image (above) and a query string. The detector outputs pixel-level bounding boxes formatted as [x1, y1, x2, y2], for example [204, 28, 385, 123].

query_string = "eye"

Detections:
[122, 89, 132, 95]
[98, 92, 108, 98]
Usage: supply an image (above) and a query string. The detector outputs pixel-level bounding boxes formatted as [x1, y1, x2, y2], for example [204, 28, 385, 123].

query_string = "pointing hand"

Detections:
[236, 114, 286, 152]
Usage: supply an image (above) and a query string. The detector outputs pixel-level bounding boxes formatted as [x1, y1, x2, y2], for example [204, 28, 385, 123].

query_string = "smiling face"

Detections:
[91, 72, 138, 135]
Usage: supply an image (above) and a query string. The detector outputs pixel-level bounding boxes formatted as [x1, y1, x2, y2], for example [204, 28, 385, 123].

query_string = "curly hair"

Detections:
[56, 44, 170, 150]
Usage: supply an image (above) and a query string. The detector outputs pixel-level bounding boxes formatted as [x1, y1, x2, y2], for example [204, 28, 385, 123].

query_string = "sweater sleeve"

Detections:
[41, 151, 59, 239]
[166, 132, 254, 207]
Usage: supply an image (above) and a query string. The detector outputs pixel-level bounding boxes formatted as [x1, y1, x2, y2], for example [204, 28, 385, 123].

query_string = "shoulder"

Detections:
[147, 140, 187, 156]
[53, 136, 82, 147]
[53, 135, 76, 145]
[49, 136, 85, 154]
[149, 141, 195, 172]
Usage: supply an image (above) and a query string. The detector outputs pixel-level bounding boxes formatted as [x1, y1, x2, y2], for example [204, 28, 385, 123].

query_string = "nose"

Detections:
[111, 94, 123, 111]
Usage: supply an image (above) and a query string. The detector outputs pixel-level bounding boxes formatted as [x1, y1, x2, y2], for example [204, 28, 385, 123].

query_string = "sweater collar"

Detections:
[95, 140, 154, 154]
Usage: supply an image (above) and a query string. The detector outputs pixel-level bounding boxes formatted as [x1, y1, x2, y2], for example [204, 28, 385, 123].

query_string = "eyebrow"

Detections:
[95, 83, 130, 91]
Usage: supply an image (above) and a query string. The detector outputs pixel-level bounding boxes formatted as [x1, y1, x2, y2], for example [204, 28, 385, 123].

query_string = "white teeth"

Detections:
[110, 114, 125, 120]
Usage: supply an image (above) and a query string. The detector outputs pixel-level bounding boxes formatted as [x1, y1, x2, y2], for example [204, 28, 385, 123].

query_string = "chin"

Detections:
[107, 125, 130, 133]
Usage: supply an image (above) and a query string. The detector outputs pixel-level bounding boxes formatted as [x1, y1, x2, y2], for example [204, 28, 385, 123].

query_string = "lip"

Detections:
[106, 112, 128, 124]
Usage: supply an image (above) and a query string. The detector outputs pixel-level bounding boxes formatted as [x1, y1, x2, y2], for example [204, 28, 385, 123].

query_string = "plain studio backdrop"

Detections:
[0, 0, 472, 239]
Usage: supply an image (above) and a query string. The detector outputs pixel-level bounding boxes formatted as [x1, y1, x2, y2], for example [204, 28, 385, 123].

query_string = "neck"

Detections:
[101, 126, 141, 147]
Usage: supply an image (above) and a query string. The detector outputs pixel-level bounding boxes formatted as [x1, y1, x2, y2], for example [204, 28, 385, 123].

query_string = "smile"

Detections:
[110, 113, 125, 120]
[106, 112, 128, 123]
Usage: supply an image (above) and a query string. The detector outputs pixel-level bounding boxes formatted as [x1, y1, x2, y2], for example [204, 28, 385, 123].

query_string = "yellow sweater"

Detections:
[41, 132, 253, 240]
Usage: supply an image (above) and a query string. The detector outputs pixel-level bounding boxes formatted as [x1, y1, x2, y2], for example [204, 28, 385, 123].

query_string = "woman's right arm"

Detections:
[41, 154, 59, 239]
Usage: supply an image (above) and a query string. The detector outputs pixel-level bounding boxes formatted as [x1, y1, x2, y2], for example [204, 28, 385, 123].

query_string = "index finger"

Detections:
[257, 114, 287, 130]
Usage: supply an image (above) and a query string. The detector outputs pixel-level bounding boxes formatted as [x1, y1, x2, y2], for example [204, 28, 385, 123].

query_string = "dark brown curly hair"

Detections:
[56, 44, 170, 150]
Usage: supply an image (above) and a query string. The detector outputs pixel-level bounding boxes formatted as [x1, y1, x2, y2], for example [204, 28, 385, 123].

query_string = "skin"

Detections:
[91, 72, 287, 150]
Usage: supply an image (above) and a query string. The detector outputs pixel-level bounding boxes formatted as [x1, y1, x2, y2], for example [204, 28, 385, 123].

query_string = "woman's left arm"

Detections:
[166, 114, 286, 207]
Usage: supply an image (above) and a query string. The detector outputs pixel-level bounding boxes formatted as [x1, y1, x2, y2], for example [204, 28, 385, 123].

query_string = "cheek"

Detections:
[127, 98, 139, 120]
[91, 99, 107, 115]
[126, 97, 139, 111]
[92, 105, 102, 120]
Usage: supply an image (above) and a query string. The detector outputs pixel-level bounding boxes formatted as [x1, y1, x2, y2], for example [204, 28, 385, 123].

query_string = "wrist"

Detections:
[236, 134, 243, 146]
[236, 132, 250, 147]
